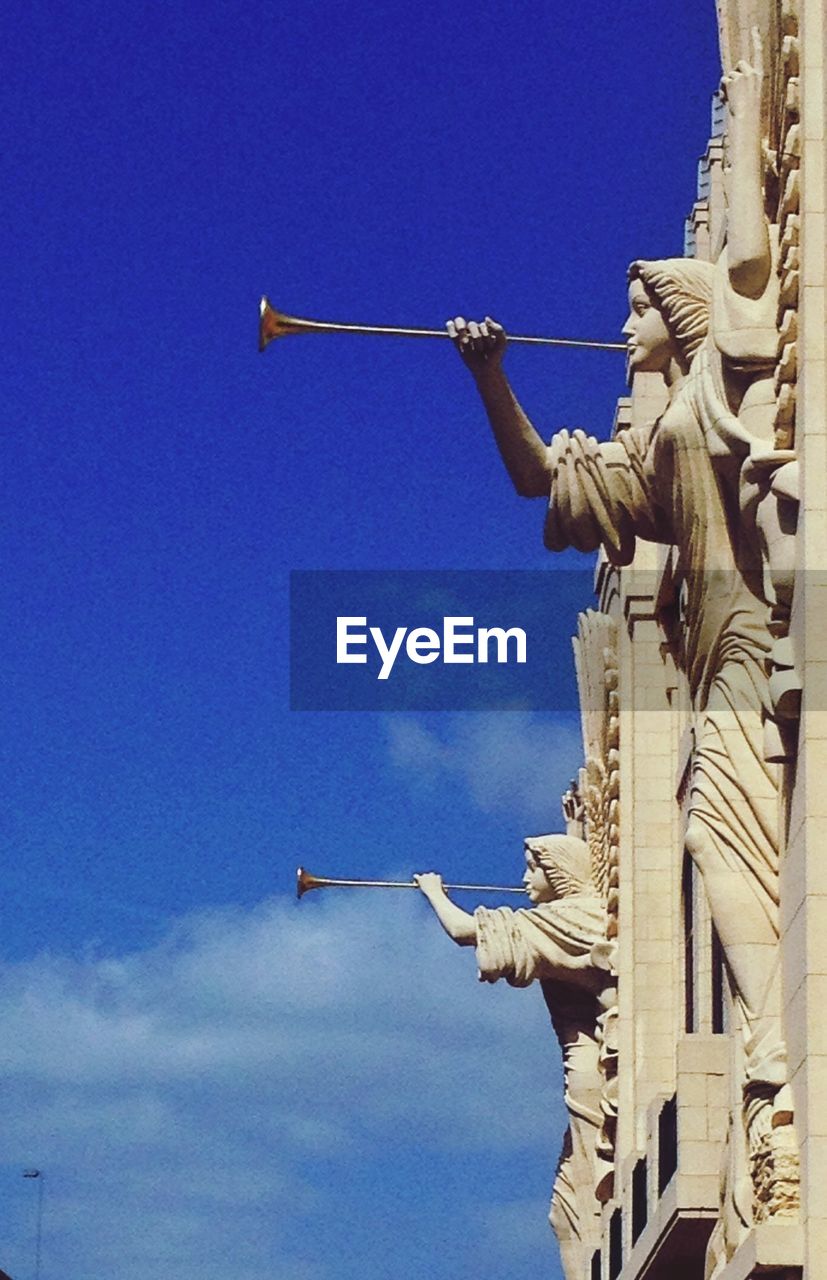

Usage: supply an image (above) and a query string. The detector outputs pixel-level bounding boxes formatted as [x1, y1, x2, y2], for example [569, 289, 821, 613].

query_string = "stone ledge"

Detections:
[616, 1174, 718, 1280]
[712, 1222, 803, 1279]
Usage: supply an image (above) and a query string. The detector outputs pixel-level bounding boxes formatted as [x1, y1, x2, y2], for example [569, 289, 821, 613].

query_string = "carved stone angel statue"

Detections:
[446, 37, 789, 1179]
[416, 834, 612, 1280]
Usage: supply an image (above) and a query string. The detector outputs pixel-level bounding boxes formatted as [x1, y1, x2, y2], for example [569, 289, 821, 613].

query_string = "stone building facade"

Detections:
[410, 4, 824, 1276]
[574, 4, 826, 1278]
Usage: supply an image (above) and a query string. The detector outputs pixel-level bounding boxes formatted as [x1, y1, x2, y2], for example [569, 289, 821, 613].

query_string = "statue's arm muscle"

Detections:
[473, 364, 553, 499]
[415, 874, 477, 946]
[722, 34, 772, 299]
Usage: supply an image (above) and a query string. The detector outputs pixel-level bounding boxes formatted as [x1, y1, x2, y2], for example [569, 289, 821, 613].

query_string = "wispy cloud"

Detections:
[385, 712, 583, 827]
[1, 892, 566, 1280]
[476, 1196, 555, 1256]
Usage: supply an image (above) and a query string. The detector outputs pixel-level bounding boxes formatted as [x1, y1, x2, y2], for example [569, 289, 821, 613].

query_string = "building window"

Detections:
[608, 1207, 623, 1280]
[682, 854, 696, 1033]
[658, 1095, 678, 1195]
[684, 852, 729, 1035]
[711, 925, 728, 1034]
[631, 1157, 648, 1244]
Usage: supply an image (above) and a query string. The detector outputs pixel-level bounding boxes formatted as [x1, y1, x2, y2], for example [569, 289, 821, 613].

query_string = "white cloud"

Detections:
[0, 892, 567, 1280]
[477, 1196, 554, 1255]
[385, 712, 584, 827]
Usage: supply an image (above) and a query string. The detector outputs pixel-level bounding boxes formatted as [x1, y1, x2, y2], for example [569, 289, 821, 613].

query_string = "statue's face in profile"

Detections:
[623, 279, 675, 375]
[523, 851, 555, 904]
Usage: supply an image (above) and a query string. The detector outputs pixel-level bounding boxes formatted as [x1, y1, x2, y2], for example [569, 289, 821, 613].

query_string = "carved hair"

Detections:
[524, 833, 593, 898]
[628, 257, 715, 363]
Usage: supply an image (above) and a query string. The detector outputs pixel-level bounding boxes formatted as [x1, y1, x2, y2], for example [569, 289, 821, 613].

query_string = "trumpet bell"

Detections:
[259, 298, 311, 351]
[296, 866, 323, 899]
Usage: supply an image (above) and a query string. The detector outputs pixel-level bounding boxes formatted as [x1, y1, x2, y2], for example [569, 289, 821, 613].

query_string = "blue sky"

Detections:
[3, 2, 719, 1276]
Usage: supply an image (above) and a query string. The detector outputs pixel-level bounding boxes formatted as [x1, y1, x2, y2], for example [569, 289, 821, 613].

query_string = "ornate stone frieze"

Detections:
[573, 609, 620, 1202]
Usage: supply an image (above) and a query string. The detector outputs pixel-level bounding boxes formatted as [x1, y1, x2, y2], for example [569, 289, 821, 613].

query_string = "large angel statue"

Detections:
[416, 834, 612, 1280]
[445, 41, 787, 1161]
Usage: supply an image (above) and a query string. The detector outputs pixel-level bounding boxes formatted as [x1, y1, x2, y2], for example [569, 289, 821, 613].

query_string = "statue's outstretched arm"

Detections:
[415, 872, 477, 945]
[721, 28, 772, 299]
[447, 316, 553, 498]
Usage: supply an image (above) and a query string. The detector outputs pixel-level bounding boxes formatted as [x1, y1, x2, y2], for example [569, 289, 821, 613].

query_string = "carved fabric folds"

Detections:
[475, 898, 608, 990]
[475, 898, 605, 1280]
[543, 339, 779, 943]
[474, 898, 606, 1102]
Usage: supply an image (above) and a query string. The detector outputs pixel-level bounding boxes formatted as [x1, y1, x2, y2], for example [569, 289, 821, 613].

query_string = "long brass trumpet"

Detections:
[296, 866, 525, 900]
[260, 298, 626, 353]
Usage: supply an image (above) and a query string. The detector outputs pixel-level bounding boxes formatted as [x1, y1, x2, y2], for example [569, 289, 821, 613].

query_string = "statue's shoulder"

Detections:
[531, 892, 605, 932]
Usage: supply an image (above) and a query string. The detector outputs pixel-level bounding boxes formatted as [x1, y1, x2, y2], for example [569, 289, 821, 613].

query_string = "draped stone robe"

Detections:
[475, 896, 608, 1280]
[543, 343, 782, 1086]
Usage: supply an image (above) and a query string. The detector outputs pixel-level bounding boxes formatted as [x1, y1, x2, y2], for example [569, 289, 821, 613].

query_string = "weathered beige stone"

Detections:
[455, 97, 793, 1208]
[416, 832, 612, 1280]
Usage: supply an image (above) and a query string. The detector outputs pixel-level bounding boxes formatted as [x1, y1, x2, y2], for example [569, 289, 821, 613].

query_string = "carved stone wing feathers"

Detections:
[573, 610, 620, 939]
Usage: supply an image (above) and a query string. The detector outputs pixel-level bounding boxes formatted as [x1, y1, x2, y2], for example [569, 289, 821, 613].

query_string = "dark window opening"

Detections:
[631, 1156, 648, 1243]
[608, 1207, 623, 1280]
[658, 1094, 678, 1195]
[683, 855, 696, 1033]
[711, 925, 726, 1034]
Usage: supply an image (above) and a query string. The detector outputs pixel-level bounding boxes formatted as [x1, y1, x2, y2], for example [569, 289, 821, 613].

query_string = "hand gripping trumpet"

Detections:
[296, 867, 525, 900]
[259, 298, 626, 354]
